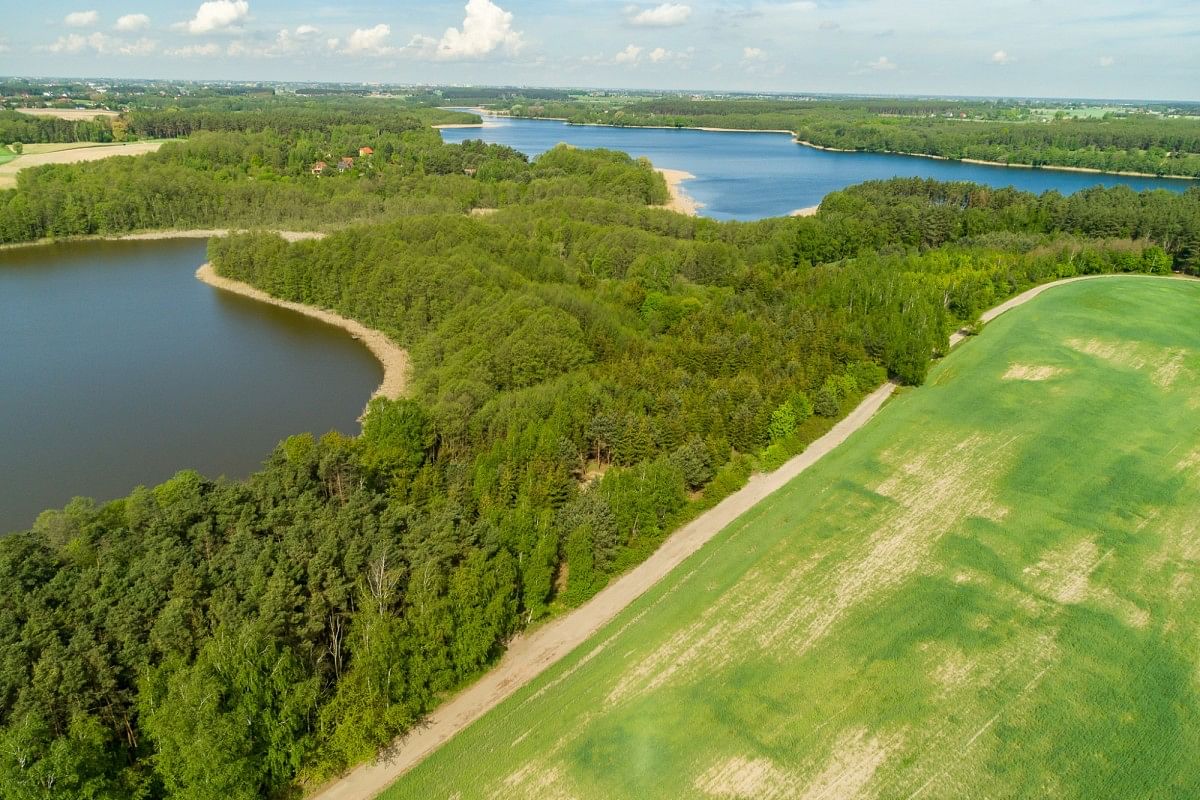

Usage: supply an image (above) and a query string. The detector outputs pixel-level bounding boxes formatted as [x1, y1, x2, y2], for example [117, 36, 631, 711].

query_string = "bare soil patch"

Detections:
[15, 107, 119, 120]
[0, 141, 164, 189]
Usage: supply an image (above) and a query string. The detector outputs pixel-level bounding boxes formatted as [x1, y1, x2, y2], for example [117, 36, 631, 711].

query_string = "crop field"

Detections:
[383, 276, 1200, 799]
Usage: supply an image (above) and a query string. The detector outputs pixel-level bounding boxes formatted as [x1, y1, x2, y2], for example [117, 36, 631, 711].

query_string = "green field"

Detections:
[383, 276, 1200, 799]
[0, 146, 16, 166]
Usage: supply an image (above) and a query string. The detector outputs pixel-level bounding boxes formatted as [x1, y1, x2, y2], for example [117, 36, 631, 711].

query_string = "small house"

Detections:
[358, 146, 374, 157]
[463, 167, 477, 177]
[337, 157, 354, 172]
[311, 161, 327, 175]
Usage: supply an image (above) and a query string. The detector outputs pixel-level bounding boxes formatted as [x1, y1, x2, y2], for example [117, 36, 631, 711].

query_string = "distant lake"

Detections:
[440, 114, 1192, 221]
[0, 239, 381, 533]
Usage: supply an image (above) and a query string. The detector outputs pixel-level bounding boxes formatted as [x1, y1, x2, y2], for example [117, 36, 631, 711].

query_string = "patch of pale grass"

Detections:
[695, 756, 795, 798]
[1024, 538, 1111, 605]
[1002, 364, 1065, 381]
[797, 728, 891, 800]
[605, 433, 1014, 707]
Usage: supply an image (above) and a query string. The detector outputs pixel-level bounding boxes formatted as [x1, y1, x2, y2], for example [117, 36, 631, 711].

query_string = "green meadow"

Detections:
[384, 276, 1200, 800]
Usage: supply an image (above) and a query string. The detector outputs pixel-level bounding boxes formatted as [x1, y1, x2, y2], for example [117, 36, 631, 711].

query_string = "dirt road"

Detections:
[308, 277, 1194, 799]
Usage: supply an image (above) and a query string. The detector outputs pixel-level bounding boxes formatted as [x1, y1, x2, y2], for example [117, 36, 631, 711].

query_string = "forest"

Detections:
[0, 100, 475, 146]
[503, 97, 1200, 178]
[1, 105, 1199, 800]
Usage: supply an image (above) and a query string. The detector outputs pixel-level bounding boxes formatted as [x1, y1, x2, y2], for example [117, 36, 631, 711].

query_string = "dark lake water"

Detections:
[440, 114, 1193, 221]
[0, 239, 381, 533]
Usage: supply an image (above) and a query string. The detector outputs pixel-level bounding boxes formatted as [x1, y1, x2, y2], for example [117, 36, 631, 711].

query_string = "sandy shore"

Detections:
[957, 157, 1198, 181]
[790, 205, 820, 217]
[0, 141, 164, 189]
[793, 139, 1198, 181]
[196, 263, 410, 406]
[433, 122, 484, 129]
[654, 168, 701, 216]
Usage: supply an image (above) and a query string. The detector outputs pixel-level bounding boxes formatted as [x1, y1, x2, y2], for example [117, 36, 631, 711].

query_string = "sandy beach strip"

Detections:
[790, 205, 820, 217]
[196, 262, 410, 404]
[433, 122, 485, 129]
[655, 168, 701, 216]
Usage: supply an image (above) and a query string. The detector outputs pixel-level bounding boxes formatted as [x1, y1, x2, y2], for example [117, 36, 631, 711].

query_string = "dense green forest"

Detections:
[0, 101, 476, 145]
[1, 104, 1199, 799]
[504, 98, 1200, 178]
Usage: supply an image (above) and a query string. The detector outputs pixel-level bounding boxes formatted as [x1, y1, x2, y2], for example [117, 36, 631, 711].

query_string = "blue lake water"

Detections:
[0, 239, 381, 533]
[440, 114, 1192, 221]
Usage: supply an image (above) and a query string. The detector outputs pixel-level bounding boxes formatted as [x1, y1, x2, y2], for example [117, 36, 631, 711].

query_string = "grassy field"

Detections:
[383, 276, 1200, 799]
[0, 146, 15, 166]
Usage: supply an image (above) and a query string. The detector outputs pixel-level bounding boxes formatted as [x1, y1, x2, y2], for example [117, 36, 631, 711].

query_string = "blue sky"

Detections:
[2, 1, 1198, 99]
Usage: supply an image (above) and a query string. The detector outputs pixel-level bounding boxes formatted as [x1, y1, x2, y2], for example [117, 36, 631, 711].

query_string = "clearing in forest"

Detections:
[0, 140, 165, 189]
[382, 276, 1200, 799]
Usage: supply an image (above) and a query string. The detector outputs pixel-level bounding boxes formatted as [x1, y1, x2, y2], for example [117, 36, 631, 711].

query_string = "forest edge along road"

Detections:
[306, 271, 1198, 800]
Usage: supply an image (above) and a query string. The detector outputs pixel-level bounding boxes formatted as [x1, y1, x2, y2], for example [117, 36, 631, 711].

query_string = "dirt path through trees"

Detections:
[307, 271, 1200, 800]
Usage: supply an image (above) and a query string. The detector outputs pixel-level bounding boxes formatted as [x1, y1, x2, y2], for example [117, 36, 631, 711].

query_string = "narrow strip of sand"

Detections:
[196, 263, 410, 405]
[655, 167, 701, 216]
[790, 205, 820, 217]
[306, 271, 1200, 800]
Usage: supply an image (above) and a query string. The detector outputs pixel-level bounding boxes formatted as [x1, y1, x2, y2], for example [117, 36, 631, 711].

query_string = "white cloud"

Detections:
[614, 44, 642, 64]
[65, 10, 99, 27]
[628, 3, 692, 27]
[743, 46, 766, 61]
[867, 55, 896, 71]
[991, 49, 1012, 64]
[646, 46, 692, 63]
[166, 42, 222, 57]
[115, 14, 151, 32]
[0, 40, 8, 54]
[45, 31, 155, 55]
[818, 20, 839, 31]
[295, 24, 319, 37]
[1099, 55, 1115, 67]
[180, 0, 249, 35]
[422, 0, 524, 60]
[47, 34, 88, 53]
[344, 24, 393, 55]
[117, 38, 157, 56]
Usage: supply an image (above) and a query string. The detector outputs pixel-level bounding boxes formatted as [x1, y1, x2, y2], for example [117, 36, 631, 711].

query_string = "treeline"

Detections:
[0, 111, 122, 145]
[0, 131, 665, 243]
[0, 101, 477, 145]
[506, 98, 1200, 177]
[124, 105, 475, 140]
[2, 155, 1194, 797]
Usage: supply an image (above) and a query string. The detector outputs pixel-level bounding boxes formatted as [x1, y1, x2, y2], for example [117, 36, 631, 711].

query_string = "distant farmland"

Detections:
[384, 276, 1200, 799]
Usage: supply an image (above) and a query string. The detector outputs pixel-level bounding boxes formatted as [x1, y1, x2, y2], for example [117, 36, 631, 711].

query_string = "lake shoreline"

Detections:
[492, 116, 1199, 182]
[196, 263, 410, 411]
[655, 168, 701, 216]
[1, 225, 410, 412]
[0, 228, 326, 252]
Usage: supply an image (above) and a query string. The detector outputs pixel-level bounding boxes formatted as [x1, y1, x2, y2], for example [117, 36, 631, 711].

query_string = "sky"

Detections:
[1, 1, 1198, 100]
